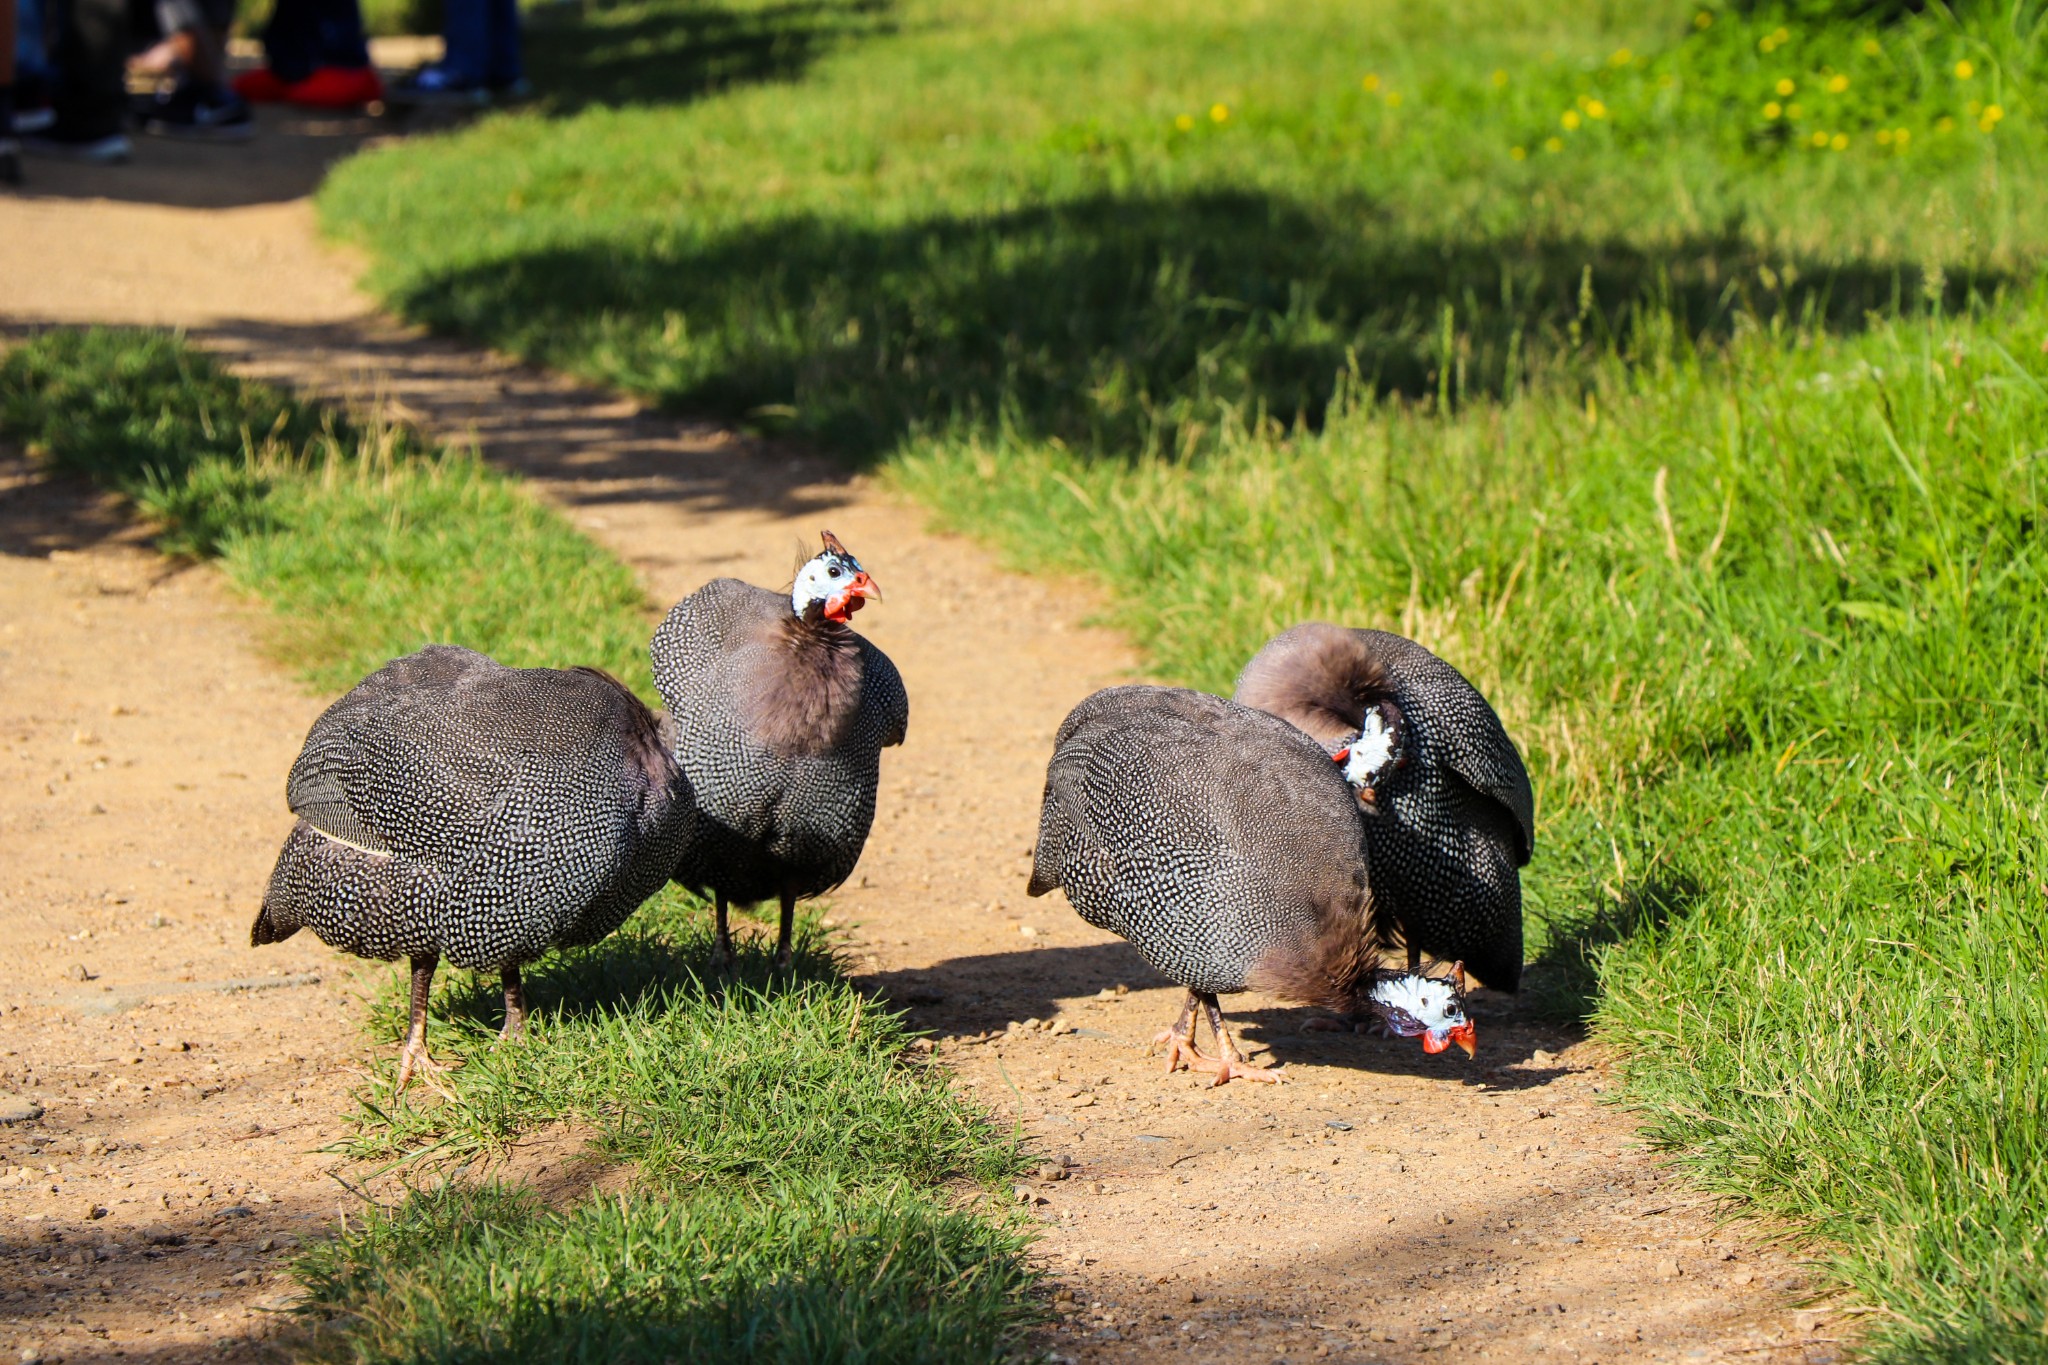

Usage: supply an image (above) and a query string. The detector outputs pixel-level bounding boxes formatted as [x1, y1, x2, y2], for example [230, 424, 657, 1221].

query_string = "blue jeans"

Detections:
[439, 0, 519, 87]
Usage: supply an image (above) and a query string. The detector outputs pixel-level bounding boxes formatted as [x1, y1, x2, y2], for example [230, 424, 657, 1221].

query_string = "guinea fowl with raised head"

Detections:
[252, 646, 697, 1089]
[658, 531, 907, 967]
[1026, 685, 1475, 1086]
[1234, 623, 1534, 993]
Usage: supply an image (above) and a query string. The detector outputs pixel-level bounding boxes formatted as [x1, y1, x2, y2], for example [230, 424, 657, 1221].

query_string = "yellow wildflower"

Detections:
[1362, 74, 1381, 92]
[1561, 109, 1582, 130]
[1894, 127, 1911, 144]
[1937, 115, 1955, 131]
[1491, 69, 1508, 88]
[1776, 78, 1796, 96]
[1694, 10, 1713, 29]
[1876, 128, 1892, 145]
[1544, 136, 1564, 152]
[1826, 74, 1849, 93]
[1830, 132, 1848, 150]
[1810, 130, 1829, 147]
[1763, 101, 1782, 119]
[1210, 103, 1229, 122]
[1510, 145, 1527, 160]
[1610, 48, 1633, 66]
[1984, 103, 2004, 123]
[1774, 27, 1790, 43]
[1174, 114, 1194, 132]
[1586, 99, 1608, 120]
[1861, 38, 1881, 56]
[1954, 59, 1974, 79]
[1385, 91, 1402, 108]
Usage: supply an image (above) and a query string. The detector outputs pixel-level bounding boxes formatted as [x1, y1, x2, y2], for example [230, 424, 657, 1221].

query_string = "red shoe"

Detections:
[232, 67, 292, 103]
[283, 66, 385, 108]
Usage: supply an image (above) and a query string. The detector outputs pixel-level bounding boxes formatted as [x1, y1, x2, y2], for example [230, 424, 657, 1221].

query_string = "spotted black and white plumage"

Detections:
[655, 542, 906, 963]
[1028, 686, 1391, 1023]
[252, 646, 696, 1083]
[1234, 624, 1534, 991]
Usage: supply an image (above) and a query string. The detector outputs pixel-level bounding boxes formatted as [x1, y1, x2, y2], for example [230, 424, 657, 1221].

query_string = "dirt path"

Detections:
[1, 109, 1839, 1364]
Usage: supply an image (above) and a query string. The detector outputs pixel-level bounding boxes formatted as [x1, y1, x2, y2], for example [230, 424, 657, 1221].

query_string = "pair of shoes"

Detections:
[234, 65, 385, 108]
[22, 127, 133, 163]
[390, 63, 492, 107]
[137, 84, 254, 141]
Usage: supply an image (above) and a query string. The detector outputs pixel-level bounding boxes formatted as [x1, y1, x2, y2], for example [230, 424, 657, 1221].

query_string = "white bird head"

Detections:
[1330, 702, 1405, 811]
[791, 530, 880, 624]
[1365, 962, 1476, 1057]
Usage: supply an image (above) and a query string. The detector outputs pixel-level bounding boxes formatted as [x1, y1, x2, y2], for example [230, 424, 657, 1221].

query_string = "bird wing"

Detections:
[857, 638, 909, 747]
[285, 647, 650, 888]
[1352, 630, 1536, 864]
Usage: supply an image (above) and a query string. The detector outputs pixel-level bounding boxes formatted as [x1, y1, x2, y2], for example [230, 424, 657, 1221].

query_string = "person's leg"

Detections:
[2, 0, 20, 183]
[482, 0, 518, 88]
[46, 0, 130, 144]
[433, 0, 487, 87]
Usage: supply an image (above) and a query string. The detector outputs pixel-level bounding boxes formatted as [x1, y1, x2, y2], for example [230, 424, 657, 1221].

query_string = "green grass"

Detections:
[0, 328, 1041, 1363]
[315, 0, 2048, 1356]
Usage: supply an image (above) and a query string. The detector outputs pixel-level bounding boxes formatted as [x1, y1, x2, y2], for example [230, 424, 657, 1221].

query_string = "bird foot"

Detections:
[1185, 1051, 1284, 1087]
[394, 1043, 462, 1099]
[1151, 1027, 1214, 1076]
[707, 941, 736, 975]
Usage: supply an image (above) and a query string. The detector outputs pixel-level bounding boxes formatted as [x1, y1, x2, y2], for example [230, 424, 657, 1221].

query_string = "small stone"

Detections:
[1658, 1258, 1682, 1279]
[1531, 1049, 1555, 1064]
[1019, 925, 1040, 938]
[0, 1099, 44, 1125]
[1324, 1120, 1353, 1131]
[1437, 1212, 1453, 1225]
[68, 964, 96, 982]
[20, 1344, 45, 1364]
[217, 1205, 254, 1219]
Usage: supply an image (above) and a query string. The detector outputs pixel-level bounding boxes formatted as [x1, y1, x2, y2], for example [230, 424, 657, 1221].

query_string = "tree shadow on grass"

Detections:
[527, 0, 897, 113]
[387, 187, 2010, 467]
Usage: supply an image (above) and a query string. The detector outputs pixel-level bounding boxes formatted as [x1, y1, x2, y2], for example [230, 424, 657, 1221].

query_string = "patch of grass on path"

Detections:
[0, 328, 1041, 1363]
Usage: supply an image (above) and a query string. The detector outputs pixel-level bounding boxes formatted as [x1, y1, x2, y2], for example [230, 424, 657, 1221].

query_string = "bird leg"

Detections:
[394, 955, 460, 1095]
[1150, 989, 1211, 1076]
[708, 894, 735, 971]
[1187, 993, 1282, 1086]
[496, 963, 527, 1046]
[775, 892, 796, 969]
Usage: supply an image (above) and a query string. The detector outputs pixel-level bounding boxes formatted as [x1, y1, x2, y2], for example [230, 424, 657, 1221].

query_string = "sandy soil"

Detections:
[0, 101, 1843, 1364]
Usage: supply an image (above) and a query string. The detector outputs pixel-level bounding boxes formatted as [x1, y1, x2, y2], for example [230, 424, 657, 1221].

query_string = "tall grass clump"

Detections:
[0, 329, 1042, 1363]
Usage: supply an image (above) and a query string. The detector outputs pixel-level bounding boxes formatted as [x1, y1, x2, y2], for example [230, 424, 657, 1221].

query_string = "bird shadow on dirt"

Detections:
[871, 940, 1593, 1083]
[409, 915, 839, 1036]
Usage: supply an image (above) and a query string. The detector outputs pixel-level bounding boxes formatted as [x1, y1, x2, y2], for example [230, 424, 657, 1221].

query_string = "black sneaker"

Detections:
[139, 84, 254, 142]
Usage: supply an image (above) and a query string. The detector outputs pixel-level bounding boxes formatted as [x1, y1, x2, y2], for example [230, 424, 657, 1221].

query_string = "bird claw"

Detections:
[1196, 1054, 1283, 1086]
[394, 1043, 462, 1099]
[1151, 1027, 1213, 1076]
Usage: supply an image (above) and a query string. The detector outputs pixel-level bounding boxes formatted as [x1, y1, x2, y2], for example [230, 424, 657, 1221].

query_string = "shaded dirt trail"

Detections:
[1, 112, 1839, 1364]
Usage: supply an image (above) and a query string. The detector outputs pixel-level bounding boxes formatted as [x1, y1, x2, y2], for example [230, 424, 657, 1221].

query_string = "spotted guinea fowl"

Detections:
[252, 646, 697, 1088]
[1026, 685, 1475, 1086]
[658, 531, 906, 967]
[1233, 623, 1534, 992]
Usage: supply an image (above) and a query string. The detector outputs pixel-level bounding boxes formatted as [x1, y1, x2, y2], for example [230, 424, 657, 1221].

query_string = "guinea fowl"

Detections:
[1233, 623, 1534, 992]
[658, 531, 906, 968]
[252, 646, 696, 1089]
[1026, 685, 1475, 1086]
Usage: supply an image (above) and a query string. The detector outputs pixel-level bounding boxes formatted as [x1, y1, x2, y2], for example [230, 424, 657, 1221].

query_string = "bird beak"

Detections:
[1451, 1021, 1477, 1057]
[823, 571, 880, 622]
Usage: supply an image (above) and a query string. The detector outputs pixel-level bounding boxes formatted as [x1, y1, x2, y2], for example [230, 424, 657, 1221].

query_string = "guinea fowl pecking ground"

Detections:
[1, 125, 1837, 1363]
